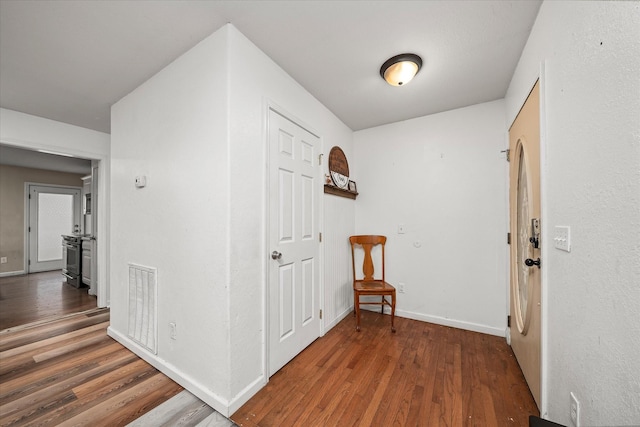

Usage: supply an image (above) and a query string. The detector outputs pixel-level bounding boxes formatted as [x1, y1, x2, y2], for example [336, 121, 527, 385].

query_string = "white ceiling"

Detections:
[0, 145, 92, 175]
[0, 0, 541, 136]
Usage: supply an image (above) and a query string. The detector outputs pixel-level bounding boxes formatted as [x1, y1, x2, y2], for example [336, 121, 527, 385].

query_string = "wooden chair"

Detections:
[349, 235, 396, 332]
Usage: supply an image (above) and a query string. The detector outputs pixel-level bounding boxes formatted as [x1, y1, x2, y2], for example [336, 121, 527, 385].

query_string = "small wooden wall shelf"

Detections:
[324, 184, 358, 200]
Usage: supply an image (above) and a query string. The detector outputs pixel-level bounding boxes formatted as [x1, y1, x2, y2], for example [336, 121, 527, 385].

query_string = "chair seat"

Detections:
[354, 280, 395, 293]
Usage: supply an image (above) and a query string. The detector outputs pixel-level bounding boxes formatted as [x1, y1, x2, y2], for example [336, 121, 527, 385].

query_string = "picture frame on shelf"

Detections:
[348, 180, 357, 193]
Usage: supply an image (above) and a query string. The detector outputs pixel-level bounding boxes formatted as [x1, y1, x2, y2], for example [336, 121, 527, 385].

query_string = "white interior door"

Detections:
[269, 109, 321, 376]
[28, 185, 81, 273]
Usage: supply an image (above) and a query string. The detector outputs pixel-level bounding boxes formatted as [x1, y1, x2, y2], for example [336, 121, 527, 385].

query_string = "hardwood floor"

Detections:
[232, 310, 539, 427]
[1, 271, 538, 426]
[0, 271, 97, 331]
[0, 308, 185, 426]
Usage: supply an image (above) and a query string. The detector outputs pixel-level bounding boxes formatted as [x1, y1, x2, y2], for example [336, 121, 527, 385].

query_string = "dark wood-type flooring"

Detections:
[232, 310, 539, 426]
[0, 308, 184, 426]
[0, 271, 97, 331]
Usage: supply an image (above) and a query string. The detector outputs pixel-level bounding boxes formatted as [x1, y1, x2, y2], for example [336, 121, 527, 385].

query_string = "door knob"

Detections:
[524, 258, 541, 269]
[271, 251, 282, 260]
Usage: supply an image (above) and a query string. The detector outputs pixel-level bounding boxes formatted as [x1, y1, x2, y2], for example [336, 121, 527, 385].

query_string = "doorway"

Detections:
[268, 108, 322, 376]
[0, 145, 102, 330]
[27, 184, 81, 273]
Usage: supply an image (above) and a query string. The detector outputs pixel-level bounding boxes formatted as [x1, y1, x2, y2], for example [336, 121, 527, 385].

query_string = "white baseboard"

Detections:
[355, 306, 505, 337]
[227, 373, 267, 415]
[0, 270, 26, 278]
[107, 327, 234, 417]
[395, 309, 505, 337]
[323, 306, 352, 333]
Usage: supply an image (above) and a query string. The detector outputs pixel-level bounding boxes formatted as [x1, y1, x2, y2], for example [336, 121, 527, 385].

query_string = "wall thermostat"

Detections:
[135, 176, 147, 188]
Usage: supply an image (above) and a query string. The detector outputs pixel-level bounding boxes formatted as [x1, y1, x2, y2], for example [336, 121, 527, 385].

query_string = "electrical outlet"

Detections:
[570, 392, 580, 427]
[398, 224, 406, 234]
[0, 257, 7, 264]
[398, 283, 405, 293]
[169, 322, 177, 340]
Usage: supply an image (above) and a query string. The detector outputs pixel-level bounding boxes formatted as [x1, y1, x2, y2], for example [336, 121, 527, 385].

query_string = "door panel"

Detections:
[279, 263, 295, 340]
[28, 185, 81, 273]
[279, 169, 295, 242]
[509, 81, 541, 408]
[301, 258, 314, 325]
[269, 109, 321, 376]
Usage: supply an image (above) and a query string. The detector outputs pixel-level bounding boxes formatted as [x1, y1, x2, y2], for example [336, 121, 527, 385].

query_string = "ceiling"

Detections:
[0, 145, 92, 175]
[0, 0, 541, 137]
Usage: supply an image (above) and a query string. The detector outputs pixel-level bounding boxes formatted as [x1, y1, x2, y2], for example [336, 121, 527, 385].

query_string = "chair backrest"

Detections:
[349, 235, 386, 281]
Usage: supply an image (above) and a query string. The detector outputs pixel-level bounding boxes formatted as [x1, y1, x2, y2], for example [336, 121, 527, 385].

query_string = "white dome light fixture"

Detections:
[380, 53, 422, 86]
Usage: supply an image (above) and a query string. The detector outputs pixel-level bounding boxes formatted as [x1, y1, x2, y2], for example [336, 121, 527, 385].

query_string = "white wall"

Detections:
[353, 100, 508, 336]
[506, 2, 640, 424]
[0, 108, 110, 306]
[109, 24, 355, 416]
[109, 28, 232, 412]
[225, 25, 354, 411]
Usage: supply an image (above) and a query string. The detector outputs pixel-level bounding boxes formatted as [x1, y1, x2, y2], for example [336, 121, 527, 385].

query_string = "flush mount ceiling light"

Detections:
[380, 53, 422, 86]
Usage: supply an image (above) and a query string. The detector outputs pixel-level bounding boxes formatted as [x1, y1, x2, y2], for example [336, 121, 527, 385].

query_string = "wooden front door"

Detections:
[268, 109, 321, 376]
[509, 80, 542, 408]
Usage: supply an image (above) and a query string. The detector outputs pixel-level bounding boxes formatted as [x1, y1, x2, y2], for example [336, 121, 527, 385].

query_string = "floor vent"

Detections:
[127, 263, 158, 354]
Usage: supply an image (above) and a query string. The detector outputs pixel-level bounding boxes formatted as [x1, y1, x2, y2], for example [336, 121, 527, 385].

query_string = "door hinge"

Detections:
[507, 232, 511, 245]
[318, 153, 323, 166]
[319, 309, 323, 320]
[501, 149, 510, 162]
[28, 259, 31, 266]
[319, 232, 322, 242]
[29, 193, 31, 199]
[507, 315, 511, 327]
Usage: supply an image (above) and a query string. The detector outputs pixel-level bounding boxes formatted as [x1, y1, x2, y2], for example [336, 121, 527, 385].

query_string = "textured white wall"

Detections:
[353, 100, 508, 336]
[507, 2, 640, 424]
[322, 194, 356, 330]
[109, 29, 232, 413]
[225, 25, 355, 411]
[109, 24, 355, 415]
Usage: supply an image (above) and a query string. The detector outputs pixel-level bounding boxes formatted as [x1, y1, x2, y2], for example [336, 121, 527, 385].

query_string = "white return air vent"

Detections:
[127, 263, 158, 354]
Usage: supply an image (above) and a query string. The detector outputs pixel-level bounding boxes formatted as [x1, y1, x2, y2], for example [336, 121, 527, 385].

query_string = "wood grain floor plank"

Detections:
[71, 358, 155, 399]
[0, 311, 109, 352]
[0, 321, 107, 361]
[0, 338, 121, 396]
[0, 349, 137, 419]
[126, 389, 216, 426]
[53, 373, 181, 427]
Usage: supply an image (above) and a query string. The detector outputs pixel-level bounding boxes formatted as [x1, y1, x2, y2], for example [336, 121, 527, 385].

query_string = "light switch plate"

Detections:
[554, 226, 571, 252]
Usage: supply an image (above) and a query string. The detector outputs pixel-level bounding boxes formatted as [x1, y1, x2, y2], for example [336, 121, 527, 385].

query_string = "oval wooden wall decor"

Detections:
[328, 146, 350, 188]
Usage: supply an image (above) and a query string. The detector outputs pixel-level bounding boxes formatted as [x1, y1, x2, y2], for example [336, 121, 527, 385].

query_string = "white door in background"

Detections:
[268, 109, 321, 376]
[28, 185, 81, 273]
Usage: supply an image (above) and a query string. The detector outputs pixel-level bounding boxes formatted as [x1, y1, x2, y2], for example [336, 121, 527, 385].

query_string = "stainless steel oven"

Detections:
[62, 234, 82, 287]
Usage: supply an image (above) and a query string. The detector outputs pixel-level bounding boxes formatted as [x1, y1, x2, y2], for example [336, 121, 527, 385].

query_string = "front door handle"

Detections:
[271, 251, 282, 260]
[525, 258, 541, 269]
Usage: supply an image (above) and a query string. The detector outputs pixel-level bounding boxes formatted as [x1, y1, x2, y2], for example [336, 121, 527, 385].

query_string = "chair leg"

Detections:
[391, 291, 396, 333]
[381, 296, 384, 314]
[355, 292, 361, 332]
